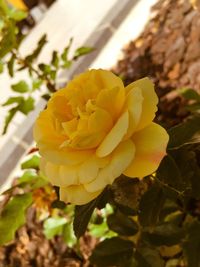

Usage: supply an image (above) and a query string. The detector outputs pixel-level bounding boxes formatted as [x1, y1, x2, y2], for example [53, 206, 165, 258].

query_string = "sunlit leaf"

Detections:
[74, 46, 94, 59]
[0, 60, 3, 73]
[18, 96, 35, 114]
[44, 217, 67, 239]
[25, 34, 47, 62]
[2, 107, 17, 134]
[7, 53, 15, 77]
[63, 223, 77, 247]
[0, 193, 32, 245]
[32, 79, 42, 91]
[61, 37, 73, 62]
[89, 221, 116, 239]
[2, 96, 23, 106]
[51, 51, 59, 68]
[8, 9, 27, 21]
[11, 80, 29, 93]
[21, 155, 40, 170]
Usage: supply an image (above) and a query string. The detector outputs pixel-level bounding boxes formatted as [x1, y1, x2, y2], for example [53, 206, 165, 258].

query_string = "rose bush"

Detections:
[33, 69, 169, 205]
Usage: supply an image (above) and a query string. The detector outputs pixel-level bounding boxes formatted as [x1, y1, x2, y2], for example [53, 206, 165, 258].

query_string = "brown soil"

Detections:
[113, 0, 200, 128]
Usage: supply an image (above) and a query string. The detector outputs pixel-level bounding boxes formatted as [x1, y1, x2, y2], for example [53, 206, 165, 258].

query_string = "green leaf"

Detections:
[18, 170, 38, 183]
[187, 103, 200, 113]
[107, 211, 138, 236]
[139, 183, 165, 227]
[135, 248, 164, 267]
[2, 107, 17, 134]
[44, 217, 67, 239]
[21, 155, 40, 170]
[7, 53, 15, 77]
[183, 220, 200, 267]
[89, 221, 117, 239]
[74, 46, 94, 59]
[8, 9, 27, 21]
[51, 51, 59, 68]
[142, 222, 185, 246]
[61, 60, 72, 69]
[32, 79, 42, 91]
[179, 88, 200, 102]
[0, 20, 16, 58]
[111, 176, 145, 215]
[63, 223, 77, 247]
[2, 96, 23, 106]
[0, 0, 10, 15]
[51, 200, 66, 209]
[0, 193, 32, 245]
[42, 93, 51, 101]
[156, 155, 183, 191]
[61, 37, 73, 62]
[90, 237, 134, 267]
[38, 63, 51, 74]
[11, 80, 29, 93]
[169, 146, 200, 198]
[18, 170, 47, 189]
[168, 115, 200, 149]
[25, 34, 47, 62]
[18, 96, 35, 115]
[73, 189, 109, 238]
[0, 60, 3, 73]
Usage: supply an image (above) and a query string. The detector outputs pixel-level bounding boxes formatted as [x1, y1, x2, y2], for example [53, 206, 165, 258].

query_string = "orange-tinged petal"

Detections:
[124, 123, 169, 178]
[85, 139, 135, 192]
[96, 111, 129, 157]
[60, 185, 101, 205]
[125, 77, 158, 131]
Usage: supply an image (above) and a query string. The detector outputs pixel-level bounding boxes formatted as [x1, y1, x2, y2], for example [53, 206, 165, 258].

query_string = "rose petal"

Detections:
[96, 71, 125, 121]
[78, 155, 110, 184]
[40, 158, 79, 187]
[39, 146, 94, 165]
[124, 123, 169, 178]
[60, 185, 101, 205]
[85, 139, 135, 192]
[96, 69, 124, 90]
[96, 111, 129, 157]
[33, 109, 65, 146]
[123, 87, 143, 140]
[125, 77, 158, 131]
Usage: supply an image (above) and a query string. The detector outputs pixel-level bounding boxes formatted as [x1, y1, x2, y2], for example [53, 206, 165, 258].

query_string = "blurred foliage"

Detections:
[0, 0, 94, 134]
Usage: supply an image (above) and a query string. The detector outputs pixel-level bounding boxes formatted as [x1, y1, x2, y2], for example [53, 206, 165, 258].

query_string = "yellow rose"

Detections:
[33, 69, 169, 205]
